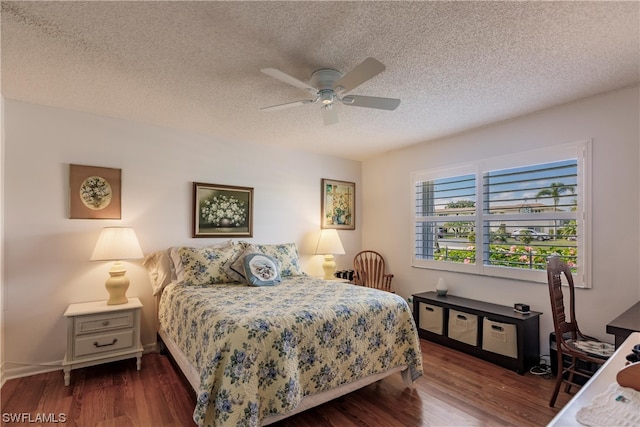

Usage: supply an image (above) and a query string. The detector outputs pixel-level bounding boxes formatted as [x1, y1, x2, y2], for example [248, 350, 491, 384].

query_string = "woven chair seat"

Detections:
[566, 339, 615, 359]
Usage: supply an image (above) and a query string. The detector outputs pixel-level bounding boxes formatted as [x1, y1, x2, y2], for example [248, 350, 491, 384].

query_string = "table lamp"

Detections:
[90, 227, 144, 305]
[315, 229, 345, 280]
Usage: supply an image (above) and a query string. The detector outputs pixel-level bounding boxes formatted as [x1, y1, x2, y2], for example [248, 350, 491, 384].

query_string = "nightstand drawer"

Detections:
[74, 311, 134, 334]
[74, 329, 135, 358]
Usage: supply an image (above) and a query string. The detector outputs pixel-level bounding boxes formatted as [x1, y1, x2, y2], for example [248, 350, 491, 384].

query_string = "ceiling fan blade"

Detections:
[260, 99, 314, 112]
[333, 57, 386, 94]
[261, 68, 318, 95]
[341, 95, 400, 111]
[322, 105, 339, 125]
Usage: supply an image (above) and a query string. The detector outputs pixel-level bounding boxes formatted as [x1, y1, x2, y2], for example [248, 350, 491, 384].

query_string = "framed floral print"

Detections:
[321, 179, 355, 230]
[69, 164, 121, 219]
[193, 182, 253, 238]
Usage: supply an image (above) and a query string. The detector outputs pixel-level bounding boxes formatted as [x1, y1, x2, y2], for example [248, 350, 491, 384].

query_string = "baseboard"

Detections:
[3, 360, 63, 383]
[2, 342, 158, 384]
[143, 342, 158, 353]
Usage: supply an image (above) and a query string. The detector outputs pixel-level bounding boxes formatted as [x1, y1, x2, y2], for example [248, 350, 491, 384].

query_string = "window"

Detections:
[412, 141, 591, 287]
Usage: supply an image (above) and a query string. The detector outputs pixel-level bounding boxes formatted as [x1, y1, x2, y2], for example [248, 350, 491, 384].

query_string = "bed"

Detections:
[145, 241, 423, 426]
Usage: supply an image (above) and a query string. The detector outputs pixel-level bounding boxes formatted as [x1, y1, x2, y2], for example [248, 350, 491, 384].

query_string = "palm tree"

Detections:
[536, 182, 575, 236]
[536, 182, 575, 211]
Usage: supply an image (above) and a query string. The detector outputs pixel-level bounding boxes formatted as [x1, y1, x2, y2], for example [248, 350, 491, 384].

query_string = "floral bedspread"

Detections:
[158, 276, 423, 426]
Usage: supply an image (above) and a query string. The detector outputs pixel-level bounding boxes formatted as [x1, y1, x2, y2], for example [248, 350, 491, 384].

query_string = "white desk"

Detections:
[548, 332, 640, 426]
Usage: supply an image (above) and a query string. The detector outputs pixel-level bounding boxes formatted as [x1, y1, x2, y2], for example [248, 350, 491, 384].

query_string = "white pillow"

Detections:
[142, 249, 173, 296]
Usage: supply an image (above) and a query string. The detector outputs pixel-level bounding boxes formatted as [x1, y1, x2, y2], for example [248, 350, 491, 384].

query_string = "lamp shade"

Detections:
[90, 227, 144, 261]
[315, 229, 345, 255]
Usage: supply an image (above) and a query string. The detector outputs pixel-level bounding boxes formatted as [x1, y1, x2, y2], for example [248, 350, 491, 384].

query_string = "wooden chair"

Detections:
[353, 250, 394, 292]
[547, 256, 614, 407]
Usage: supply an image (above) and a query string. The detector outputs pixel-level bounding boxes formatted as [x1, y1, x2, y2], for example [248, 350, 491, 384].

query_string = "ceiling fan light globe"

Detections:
[319, 90, 334, 105]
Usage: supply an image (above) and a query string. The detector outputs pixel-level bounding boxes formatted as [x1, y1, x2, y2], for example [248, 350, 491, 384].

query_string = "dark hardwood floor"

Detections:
[1, 339, 570, 426]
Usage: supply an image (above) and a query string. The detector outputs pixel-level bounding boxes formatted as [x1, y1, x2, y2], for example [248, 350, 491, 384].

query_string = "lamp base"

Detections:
[321, 254, 337, 280]
[105, 261, 129, 305]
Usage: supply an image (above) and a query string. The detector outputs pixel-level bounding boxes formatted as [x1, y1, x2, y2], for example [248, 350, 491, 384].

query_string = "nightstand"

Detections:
[62, 298, 143, 386]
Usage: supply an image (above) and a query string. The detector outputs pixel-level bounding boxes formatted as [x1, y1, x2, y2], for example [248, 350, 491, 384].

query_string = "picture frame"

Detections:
[69, 164, 121, 219]
[321, 179, 355, 230]
[193, 182, 253, 238]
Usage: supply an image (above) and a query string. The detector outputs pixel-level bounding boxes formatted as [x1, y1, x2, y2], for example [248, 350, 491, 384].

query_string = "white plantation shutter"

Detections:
[412, 141, 591, 287]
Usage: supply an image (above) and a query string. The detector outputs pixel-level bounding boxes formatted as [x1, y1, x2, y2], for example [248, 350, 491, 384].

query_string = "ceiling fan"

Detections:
[260, 57, 400, 125]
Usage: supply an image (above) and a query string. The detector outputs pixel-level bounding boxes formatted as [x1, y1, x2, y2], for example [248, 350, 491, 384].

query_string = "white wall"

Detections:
[2, 100, 361, 379]
[362, 86, 640, 355]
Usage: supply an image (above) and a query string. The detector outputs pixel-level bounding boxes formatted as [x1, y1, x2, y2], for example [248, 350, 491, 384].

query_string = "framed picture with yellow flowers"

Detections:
[321, 179, 355, 230]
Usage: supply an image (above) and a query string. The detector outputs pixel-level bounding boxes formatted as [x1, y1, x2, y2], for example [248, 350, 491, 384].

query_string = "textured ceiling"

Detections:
[2, 1, 639, 161]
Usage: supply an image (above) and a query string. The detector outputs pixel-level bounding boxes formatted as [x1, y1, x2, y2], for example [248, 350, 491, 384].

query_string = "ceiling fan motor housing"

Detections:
[311, 69, 342, 91]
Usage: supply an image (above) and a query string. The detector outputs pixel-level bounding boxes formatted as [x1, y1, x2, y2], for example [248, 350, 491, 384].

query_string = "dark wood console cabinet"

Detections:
[413, 291, 542, 375]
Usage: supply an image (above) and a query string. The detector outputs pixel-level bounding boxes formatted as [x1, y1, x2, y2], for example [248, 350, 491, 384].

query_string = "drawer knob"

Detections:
[93, 338, 118, 348]
[102, 320, 110, 326]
